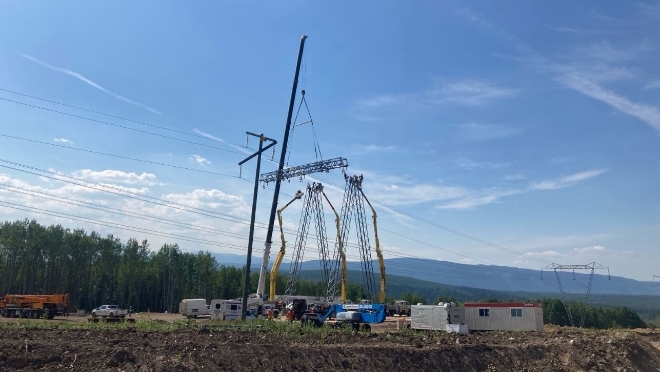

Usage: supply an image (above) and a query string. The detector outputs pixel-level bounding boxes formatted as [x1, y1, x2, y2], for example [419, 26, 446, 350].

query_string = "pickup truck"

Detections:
[91, 305, 128, 318]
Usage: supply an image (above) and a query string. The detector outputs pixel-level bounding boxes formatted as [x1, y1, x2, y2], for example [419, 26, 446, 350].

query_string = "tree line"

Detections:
[0, 218, 648, 329]
[0, 218, 372, 312]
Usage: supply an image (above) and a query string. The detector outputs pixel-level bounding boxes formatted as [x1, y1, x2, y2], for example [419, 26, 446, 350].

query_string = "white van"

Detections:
[179, 299, 208, 318]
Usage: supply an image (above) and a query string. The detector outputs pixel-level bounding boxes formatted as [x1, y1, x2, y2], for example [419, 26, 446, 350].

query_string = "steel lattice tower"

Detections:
[327, 174, 377, 302]
[542, 262, 610, 328]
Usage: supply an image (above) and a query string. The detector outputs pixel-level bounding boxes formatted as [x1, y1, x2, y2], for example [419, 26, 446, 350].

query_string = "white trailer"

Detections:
[210, 299, 259, 321]
[179, 299, 208, 318]
[462, 302, 544, 331]
[410, 305, 449, 330]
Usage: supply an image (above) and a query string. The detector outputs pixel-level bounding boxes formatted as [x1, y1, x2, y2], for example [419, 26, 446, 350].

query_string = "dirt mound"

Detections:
[0, 327, 659, 371]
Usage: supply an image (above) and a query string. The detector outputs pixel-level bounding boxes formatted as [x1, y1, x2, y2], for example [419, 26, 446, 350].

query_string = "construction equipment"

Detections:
[269, 190, 304, 300]
[300, 303, 387, 331]
[0, 293, 69, 319]
[388, 300, 411, 317]
[360, 186, 386, 303]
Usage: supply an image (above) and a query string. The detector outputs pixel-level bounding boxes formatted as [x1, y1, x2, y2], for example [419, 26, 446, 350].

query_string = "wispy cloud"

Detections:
[503, 174, 525, 181]
[455, 157, 511, 170]
[549, 156, 569, 165]
[349, 144, 397, 156]
[643, 80, 660, 91]
[525, 250, 565, 258]
[559, 74, 660, 132]
[437, 168, 607, 210]
[352, 79, 516, 120]
[20, 54, 162, 115]
[551, 26, 620, 35]
[53, 138, 73, 145]
[454, 123, 520, 142]
[190, 155, 211, 166]
[573, 245, 607, 254]
[71, 169, 160, 186]
[530, 168, 608, 190]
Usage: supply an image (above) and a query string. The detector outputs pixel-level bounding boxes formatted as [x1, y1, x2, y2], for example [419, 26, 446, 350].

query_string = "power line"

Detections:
[0, 133, 246, 179]
[312, 176, 553, 265]
[0, 87, 251, 149]
[0, 88, 557, 266]
[0, 97, 247, 155]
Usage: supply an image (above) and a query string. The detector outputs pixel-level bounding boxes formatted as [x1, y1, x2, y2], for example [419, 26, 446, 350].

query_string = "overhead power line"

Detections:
[0, 97, 246, 155]
[0, 87, 251, 149]
[0, 133, 246, 179]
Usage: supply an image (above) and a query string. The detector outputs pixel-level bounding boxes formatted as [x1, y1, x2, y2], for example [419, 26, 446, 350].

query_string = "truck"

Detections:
[209, 299, 259, 321]
[387, 300, 411, 317]
[300, 303, 387, 332]
[91, 305, 128, 318]
[0, 293, 69, 319]
[179, 298, 209, 318]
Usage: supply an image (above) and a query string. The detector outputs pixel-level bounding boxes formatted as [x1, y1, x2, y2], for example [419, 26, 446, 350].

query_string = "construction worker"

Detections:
[267, 308, 273, 320]
[286, 309, 295, 322]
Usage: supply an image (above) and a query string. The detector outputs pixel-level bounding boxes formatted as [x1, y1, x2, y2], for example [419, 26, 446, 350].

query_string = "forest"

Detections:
[0, 218, 648, 329]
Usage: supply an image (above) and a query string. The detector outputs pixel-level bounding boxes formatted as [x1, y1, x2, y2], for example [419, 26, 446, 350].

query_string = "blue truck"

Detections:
[300, 303, 387, 331]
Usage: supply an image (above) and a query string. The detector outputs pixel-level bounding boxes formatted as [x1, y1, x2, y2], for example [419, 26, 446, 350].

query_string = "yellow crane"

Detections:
[359, 189, 386, 304]
[269, 190, 304, 300]
[321, 188, 348, 302]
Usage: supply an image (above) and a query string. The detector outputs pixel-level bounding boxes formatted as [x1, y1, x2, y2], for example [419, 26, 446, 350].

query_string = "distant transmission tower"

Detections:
[654, 275, 660, 288]
[541, 262, 610, 328]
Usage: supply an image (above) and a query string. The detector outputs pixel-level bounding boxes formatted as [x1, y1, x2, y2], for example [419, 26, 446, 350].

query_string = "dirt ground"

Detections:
[0, 316, 659, 372]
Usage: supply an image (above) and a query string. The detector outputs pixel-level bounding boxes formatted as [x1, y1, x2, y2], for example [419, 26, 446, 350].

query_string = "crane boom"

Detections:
[360, 189, 386, 304]
[321, 190, 347, 302]
[269, 190, 303, 300]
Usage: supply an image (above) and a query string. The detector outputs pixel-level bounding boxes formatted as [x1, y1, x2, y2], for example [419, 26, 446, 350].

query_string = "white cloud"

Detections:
[454, 123, 520, 142]
[54, 138, 74, 145]
[349, 144, 397, 156]
[530, 168, 608, 190]
[620, 250, 635, 256]
[190, 155, 211, 166]
[20, 54, 162, 115]
[351, 79, 516, 120]
[503, 174, 525, 181]
[459, 258, 477, 264]
[455, 157, 511, 170]
[559, 73, 660, 132]
[643, 80, 660, 91]
[525, 250, 565, 258]
[71, 169, 160, 186]
[437, 188, 521, 210]
[161, 189, 250, 217]
[573, 245, 607, 254]
[549, 156, 569, 165]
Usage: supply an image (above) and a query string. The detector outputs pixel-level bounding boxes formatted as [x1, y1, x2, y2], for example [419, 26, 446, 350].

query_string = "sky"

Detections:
[0, 0, 659, 282]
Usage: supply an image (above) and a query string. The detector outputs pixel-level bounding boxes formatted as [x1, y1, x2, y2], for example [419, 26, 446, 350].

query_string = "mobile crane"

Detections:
[269, 190, 304, 301]
[300, 303, 387, 331]
[0, 294, 69, 319]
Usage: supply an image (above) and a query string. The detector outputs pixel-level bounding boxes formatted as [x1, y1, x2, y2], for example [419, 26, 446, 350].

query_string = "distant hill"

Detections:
[211, 253, 653, 295]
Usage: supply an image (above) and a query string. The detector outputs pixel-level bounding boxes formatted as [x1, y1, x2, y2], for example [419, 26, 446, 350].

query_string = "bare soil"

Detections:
[0, 318, 659, 371]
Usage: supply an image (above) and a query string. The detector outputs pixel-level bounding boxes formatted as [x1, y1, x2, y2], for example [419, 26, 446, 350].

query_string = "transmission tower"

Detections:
[327, 174, 384, 303]
[284, 183, 335, 296]
[541, 262, 610, 328]
[653, 275, 660, 287]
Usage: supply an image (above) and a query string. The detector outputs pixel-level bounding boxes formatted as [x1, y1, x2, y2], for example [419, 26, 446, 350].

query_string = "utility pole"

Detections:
[238, 132, 276, 321]
[255, 34, 308, 299]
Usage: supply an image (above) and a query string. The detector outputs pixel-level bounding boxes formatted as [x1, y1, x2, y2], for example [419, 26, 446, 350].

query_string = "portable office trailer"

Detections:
[462, 302, 543, 331]
[178, 299, 208, 317]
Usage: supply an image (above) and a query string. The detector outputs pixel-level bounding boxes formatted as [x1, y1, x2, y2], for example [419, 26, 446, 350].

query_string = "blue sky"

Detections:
[0, 0, 658, 282]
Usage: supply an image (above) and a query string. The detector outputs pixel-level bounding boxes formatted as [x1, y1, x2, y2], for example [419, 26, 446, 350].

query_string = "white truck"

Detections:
[91, 305, 128, 318]
[179, 298, 209, 318]
[210, 299, 259, 321]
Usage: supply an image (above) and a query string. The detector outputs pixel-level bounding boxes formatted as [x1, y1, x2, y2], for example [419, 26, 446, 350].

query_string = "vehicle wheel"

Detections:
[92, 313, 97, 318]
[109, 312, 114, 318]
